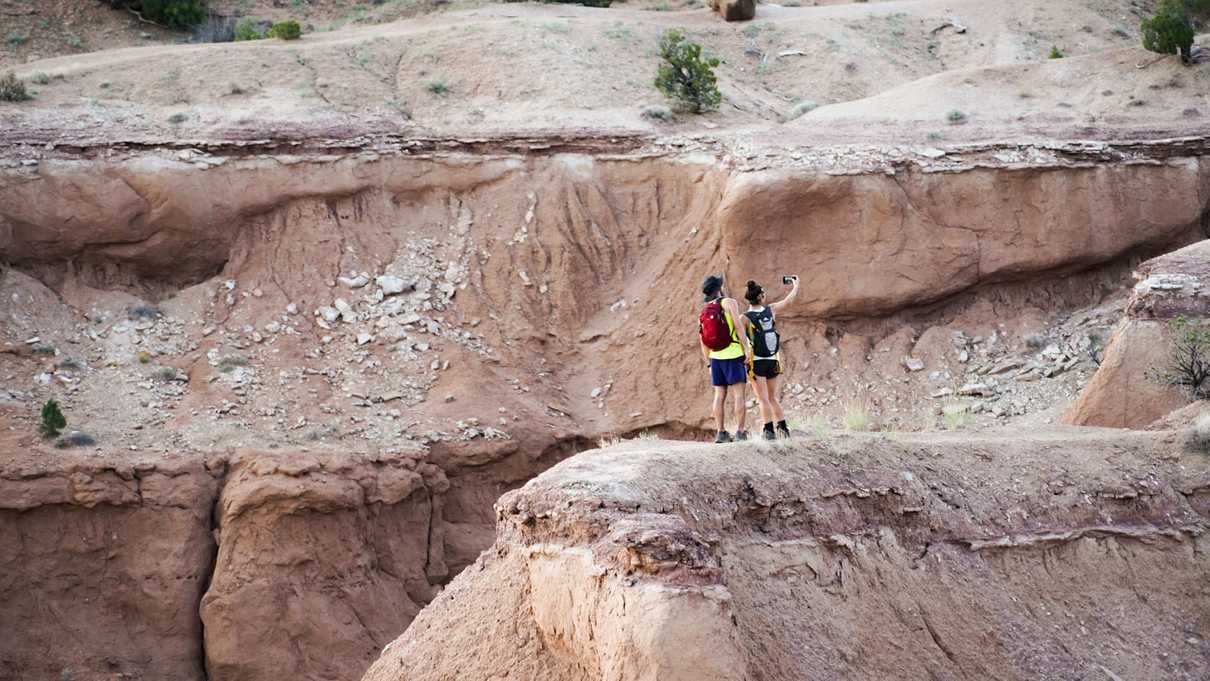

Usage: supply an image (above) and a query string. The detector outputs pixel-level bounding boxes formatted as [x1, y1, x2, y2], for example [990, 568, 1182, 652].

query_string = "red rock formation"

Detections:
[1065, 240, 1210, 428]
[364, 433, 1210, 681]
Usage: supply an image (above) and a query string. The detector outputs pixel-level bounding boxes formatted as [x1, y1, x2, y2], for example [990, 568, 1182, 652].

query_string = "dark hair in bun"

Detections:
[744, 280, 764, 304]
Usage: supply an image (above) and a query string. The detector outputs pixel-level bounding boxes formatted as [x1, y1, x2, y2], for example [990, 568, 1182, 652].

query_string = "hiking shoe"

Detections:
[762, 428, 776, 441]
[714, 431, 733, 444]
[777, 425, 791, 439]
[735, 430, 749, 441]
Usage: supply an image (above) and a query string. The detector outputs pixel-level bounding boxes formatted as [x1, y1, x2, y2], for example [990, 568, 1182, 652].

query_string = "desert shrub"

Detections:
[786, 99, 817, 121]
[1150, 315, 1210, 398]
[154, 365, 181, 381]
[0, 72, 31, 102]
[6, 31, 28, 48]
[234, 18, 264, 41]
[1141, 3, 1195, 59]
[137, 350, 153, 364]
[191, 13, 237, 43]
[167, 112, 188, 124]
[942, 402, 972, 430]
[946, 109, 967, 124]
[1024, 332, 1048, 350]
[55, 431, 97, 449]
[30, 72, 50, 85]
[32, 344, 56, 356]
[56, 357, 85, 371]
[1184, 414, 1210, 453]
[40, 400, 66, 439]
[216, 354, 250, 373]
[843, 402, 870, 431]
[654, 29, 721, 114]
[101, 0, 207, 29]
[128, 304, 162, 319]
[1048, 45, 1065, 59]
[426, 80, 449, 95]
[267, 20, 302, 40]
[640, 104, 673, 121]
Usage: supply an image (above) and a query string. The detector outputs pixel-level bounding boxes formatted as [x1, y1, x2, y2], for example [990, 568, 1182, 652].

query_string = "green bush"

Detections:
[1048, 45, 1064, 59]
[0, 72, 31, 102]
[40, 400, 66, 439]
[267, 20, 302, 40]
[101, 0, 207, 30]
[234, 18, 264, 41]
[1141, 3, 1196, 58]
[654, 29, 721, 114]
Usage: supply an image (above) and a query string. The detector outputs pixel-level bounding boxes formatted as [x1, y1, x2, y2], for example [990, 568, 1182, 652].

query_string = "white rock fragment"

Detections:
[376, 275, 410, 296]
[333, 298, 354, 321]
[357, 333, 375, 346]
[286, 303, 299, 315]
[339, 274, 370, 289]
[903, 357, 925, 372]
[317, 306, 341, 323]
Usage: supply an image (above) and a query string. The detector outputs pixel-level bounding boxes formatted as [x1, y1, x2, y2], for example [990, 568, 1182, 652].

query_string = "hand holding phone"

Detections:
[782, 275, 799, 285]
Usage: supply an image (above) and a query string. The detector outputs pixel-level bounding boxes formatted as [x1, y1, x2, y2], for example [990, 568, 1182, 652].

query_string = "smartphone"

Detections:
[782, 275, 797, 285]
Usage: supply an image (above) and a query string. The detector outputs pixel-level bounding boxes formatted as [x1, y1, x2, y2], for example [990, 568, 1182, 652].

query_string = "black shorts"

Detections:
[751, 358, 781, 379]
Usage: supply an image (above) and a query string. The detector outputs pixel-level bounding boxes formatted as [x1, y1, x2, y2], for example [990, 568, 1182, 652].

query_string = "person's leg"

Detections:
[732, 379, 748, 436]
[767, 374, 785, 422]
[713, 385, 727, 433]
[751, 376, 775, 439]
[768, 373, 791, 437]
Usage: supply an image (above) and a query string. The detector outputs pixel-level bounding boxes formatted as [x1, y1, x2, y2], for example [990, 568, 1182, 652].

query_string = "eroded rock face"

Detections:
[711, 0, 755, 22]
[364, 434, 1210, 681]
[0, 459, 218, 681]
[0, 450, 451, 681]
[1065, 240, 1210, 428]
[200, 451, 450, 681]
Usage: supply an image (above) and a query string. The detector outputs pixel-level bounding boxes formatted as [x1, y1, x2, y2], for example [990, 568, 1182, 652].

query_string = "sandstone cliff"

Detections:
[365, 433, 1210, 681]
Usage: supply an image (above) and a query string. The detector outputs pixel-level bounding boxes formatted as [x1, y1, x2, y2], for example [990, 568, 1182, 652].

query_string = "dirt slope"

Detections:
[365, 431, 1210, 681]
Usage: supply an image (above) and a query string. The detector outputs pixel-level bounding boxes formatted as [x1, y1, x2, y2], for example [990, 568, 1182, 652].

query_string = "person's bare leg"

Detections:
[713, 386, 727, 433]
[732, 382, 747, 434]
[767, 375, 785, 422]
[751, 376, 773, 426]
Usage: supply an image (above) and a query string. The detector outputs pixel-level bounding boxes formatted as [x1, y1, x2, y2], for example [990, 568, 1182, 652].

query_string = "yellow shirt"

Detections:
[708, 301, 745, 360]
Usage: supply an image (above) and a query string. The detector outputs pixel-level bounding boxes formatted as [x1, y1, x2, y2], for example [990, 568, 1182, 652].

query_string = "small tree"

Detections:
[40, 400, 66, 439]
[654, 29, 721, 114]
[1141, 2, 1196, 61]
[1150, 316, 1210, 399]
[0, 72, 31, 102]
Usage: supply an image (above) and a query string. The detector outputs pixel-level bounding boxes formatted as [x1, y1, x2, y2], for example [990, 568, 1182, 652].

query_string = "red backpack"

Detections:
[699, 300, 733, 351]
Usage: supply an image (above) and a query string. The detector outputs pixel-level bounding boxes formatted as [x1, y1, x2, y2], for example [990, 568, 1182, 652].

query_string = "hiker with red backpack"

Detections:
[699, 274, 753, 443]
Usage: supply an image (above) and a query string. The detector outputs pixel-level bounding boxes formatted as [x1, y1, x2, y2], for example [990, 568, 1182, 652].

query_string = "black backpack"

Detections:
[745, 307, 779, 358]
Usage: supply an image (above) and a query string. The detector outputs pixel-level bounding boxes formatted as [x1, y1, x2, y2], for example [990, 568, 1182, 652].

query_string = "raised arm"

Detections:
[769, 276, 801, 314]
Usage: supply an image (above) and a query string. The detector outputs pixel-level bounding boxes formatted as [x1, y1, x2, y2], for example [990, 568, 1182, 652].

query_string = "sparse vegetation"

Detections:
[0, 72, 32, 102]
[40, 400, 66, 439]
[137, 351, 153, 364]
[168, 112, 188, 124]
[217, 355, 251, 373]
[942, 403, 972, 430]
[786, 100, 818, 121]
[6, 31, 29, 48]
[1048, 45, 1065, 59]
[654, 29, 721, 114]
[55, 431, 97, 449]
[128, 304, 162, 319]
[1024, 332, 1048, 350]
[946, 109, 967, 125]
[267, 20, 303, 40]
[640, 104, 673, 121]
[56, 358, 85, 372]
[31, 344, 56, 356]
[155, 365, 182, 381]
[1141, 1, 1196, 61]
[101, 0, 207, 30]
[1183, 414, 1210, 454]
[30, 72, 50, 85]
[234, 17, 265, 41]
[1149, 315, 1210, 399]
[426, 80, 450, 95]
[843, 402, 870, 431]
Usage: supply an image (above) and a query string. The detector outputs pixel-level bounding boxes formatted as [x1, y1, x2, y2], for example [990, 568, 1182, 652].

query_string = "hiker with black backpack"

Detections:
[742, 277, 799, 440]
[699, 274, 753, 443]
